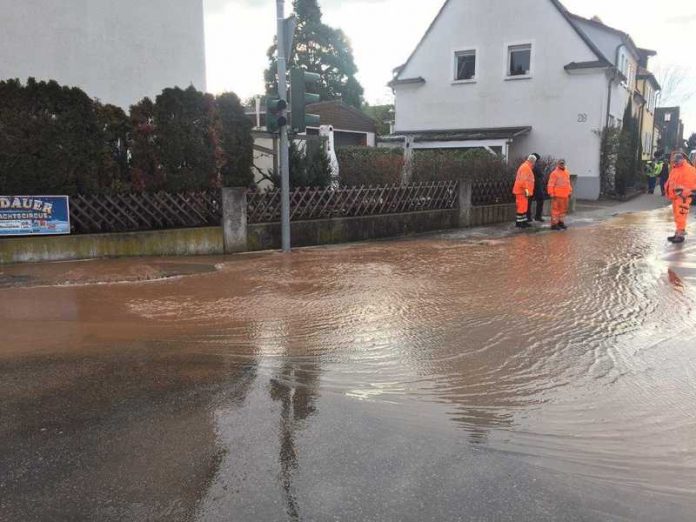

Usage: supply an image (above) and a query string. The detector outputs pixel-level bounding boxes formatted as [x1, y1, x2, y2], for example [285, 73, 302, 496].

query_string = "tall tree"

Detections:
[687, 133, 696, 151]
[362, 103, 394, 136]
[655, 65, 695, 106]
[615, 101, 641, 195]
[264, 0, 364, 108]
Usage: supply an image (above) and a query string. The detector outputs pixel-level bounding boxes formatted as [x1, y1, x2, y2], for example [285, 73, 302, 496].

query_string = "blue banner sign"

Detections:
[0, 196, 71, 236]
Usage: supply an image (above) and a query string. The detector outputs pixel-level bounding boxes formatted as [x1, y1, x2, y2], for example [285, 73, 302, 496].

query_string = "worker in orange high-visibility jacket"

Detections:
[513, 155, 537, 228]
[547, 159, 573, 231]
[665, 152, 696, 243]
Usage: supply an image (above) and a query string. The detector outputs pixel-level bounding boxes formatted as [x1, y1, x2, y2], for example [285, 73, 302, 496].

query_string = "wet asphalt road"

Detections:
[1, 199, 695, 521]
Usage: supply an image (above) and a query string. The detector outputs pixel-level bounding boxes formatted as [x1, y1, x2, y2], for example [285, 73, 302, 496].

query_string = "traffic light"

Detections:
[290, 67, 321, 133]
[265, 96, 288, 133]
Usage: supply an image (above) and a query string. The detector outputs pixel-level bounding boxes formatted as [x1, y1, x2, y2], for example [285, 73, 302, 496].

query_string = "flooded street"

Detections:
[2, 202, 696, 521]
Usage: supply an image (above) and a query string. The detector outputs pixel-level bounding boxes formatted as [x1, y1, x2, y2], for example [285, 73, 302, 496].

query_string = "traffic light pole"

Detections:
[276, 0, 291, 252]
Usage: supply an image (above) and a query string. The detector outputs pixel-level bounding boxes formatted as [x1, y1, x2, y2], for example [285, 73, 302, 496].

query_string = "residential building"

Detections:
[246, 99, 376, 188]
[303, 101, 377, 147]
[0, 0, 207, 109]
[389, 0, 657, 199]
[636, 53, 661, 160]
[655, 107, 685, 153]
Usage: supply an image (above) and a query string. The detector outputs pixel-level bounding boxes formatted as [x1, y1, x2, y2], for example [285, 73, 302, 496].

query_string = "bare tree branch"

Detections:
[655, 64, 696, 106]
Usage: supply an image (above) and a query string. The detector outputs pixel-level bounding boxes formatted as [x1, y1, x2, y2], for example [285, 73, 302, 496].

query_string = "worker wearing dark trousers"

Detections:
[526, 153, 546, 222]
[659, 153, 670, 196]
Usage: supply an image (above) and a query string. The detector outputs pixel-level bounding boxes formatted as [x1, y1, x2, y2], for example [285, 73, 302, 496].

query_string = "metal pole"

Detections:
[277, 0, 291, 252]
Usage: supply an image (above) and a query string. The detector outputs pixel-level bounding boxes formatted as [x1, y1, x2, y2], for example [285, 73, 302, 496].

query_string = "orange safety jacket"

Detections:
[513, 161, 535, 196]
[547, 167, 573, 198]
[666, 163, 696, 200]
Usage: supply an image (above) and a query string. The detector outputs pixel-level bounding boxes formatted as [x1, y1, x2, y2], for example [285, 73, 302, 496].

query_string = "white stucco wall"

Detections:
[393, 0, 618, 199]
[252, 133, 276, 191]
[0, 0, 206, 109]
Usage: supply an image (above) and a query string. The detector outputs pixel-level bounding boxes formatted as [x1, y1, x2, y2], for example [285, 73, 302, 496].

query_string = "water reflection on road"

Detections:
[1, 205, 695, 519]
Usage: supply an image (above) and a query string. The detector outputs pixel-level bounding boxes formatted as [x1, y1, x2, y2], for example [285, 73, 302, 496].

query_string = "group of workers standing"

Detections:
[512, 151, 696, 244]
[513, 154, 572, 231]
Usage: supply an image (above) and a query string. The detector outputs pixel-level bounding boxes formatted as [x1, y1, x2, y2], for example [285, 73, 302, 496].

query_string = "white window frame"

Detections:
[619, 53, 628, 87]
[504, 41, 534, 80]
[452, 47, 478, 84]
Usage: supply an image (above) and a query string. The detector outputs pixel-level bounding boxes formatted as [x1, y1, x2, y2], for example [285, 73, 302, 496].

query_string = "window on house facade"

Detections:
[508, 44, 531, 77]
[454, 50, 476, 81]
[665, 113, 672, 122]
[619, 54, 629, 86]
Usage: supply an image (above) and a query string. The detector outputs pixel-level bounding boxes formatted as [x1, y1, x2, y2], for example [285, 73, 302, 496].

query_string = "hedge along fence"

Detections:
[411, 149, 517, 205]
[336, 147, 405, 186]
[0, 79, 253, 197]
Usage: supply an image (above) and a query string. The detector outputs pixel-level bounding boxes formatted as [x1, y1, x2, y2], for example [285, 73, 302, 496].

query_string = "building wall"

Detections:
[0, 0, 206, 108]
[251, 132, 276, 191]
[656, 108, 683, 152]
[393, 0, 611, 199]
[637, 78, 657, 160]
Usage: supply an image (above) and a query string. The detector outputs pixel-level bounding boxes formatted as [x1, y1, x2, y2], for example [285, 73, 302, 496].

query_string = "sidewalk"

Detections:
[574, 193, 669, 219]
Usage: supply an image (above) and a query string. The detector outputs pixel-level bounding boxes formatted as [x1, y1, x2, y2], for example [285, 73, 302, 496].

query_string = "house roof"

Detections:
[656, 107, 680, 116]
[245, 100, 378, 134]
[305, 100, 377, 134]
[391, 126, 532, 142]
[637, 67, 661, 90]
[568, 13, 642, 63]
[391, 0, 612, 85]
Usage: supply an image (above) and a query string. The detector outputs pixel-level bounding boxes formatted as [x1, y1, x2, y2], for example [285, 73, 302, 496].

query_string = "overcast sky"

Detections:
[204, 0, 696, 135]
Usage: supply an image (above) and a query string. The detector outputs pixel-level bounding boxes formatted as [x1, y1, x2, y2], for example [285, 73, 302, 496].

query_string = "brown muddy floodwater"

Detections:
[1, 206, 695, 521]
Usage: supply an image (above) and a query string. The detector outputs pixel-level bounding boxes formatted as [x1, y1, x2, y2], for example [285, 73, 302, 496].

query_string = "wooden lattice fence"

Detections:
[246, 182, 458, 224]
[66, 178, 513, 234]
[70, 191, 222, 234]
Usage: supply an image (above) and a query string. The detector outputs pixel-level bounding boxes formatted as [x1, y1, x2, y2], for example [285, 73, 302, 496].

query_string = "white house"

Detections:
[0, 0, 207, 109]
[390, 0, 651, 200]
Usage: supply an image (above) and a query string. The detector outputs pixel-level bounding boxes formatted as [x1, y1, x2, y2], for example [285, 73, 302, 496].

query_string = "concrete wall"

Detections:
[247, 210, 461, 251]
[0, 227, 222, 264]
[0, 182, 554, 264]
[0, 0, 206, 109]
[393, 0, 615, 200]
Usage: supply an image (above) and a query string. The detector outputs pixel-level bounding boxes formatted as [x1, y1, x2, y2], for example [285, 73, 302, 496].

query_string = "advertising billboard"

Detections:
[0, 196, 71, 236]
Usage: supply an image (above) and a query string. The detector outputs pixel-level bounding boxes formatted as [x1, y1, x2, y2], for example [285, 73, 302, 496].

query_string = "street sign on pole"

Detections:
[276, 0, 291, 253]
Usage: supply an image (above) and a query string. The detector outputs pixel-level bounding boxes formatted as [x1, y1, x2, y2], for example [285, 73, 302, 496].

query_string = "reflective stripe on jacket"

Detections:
[666, 163, 696, 200]
[547, 168, 572, 198]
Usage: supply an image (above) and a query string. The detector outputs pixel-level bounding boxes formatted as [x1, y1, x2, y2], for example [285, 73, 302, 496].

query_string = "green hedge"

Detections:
[411, 149, 515, 182]
[336, 147, 404, 186]
[0, 79, 253, 195]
